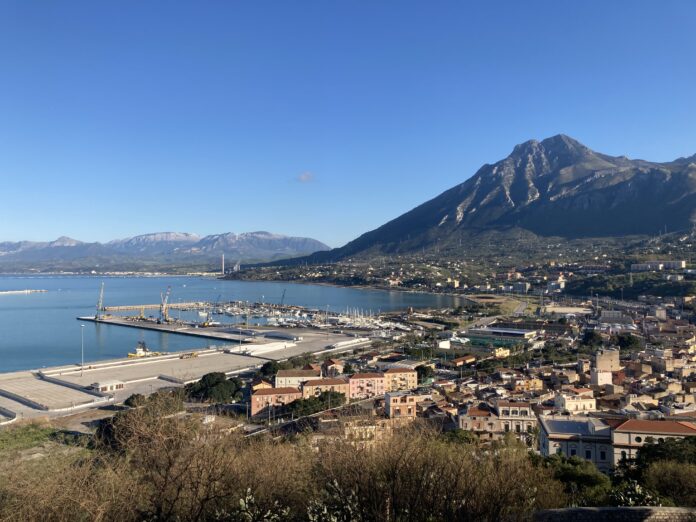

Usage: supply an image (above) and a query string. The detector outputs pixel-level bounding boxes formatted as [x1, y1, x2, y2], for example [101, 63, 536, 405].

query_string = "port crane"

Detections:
[159, 286, 172, 323]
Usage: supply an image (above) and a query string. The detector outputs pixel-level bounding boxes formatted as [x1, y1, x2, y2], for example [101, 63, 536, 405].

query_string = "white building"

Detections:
[539, 416, 613, 473]
[554, 388, 596, 413]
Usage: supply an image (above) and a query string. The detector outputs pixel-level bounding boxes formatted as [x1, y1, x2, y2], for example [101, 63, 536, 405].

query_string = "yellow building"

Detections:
[384, 368, 418, 392]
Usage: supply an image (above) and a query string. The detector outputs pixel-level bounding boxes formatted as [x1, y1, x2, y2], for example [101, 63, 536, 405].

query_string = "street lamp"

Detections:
[80, 324, 85, 377]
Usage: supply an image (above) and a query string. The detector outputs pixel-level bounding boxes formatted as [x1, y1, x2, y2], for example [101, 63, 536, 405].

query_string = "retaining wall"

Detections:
[535, 507, 696, 522]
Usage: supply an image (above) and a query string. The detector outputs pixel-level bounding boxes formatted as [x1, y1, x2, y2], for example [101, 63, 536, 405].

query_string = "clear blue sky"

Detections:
[1, 1, 695, 247]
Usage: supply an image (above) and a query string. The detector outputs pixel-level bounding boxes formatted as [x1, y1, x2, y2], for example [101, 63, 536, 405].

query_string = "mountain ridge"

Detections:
[0, 231, 330, 269]
[281, 134, 696, 264]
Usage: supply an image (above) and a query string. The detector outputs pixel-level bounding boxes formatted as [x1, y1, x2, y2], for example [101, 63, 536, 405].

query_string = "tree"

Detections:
[541, 454, 611, 506]
[258, 361, 280, 379]
[286, 391, 345, 417]
[615, 333, 641, 351]
[416, 365, 434, 384]
[644, 460, 696, 506]
[442, 429, 477, 445]
[582, 330, 604, 346]
[185, 372, 242, 403]
[343, 362, 355, 375]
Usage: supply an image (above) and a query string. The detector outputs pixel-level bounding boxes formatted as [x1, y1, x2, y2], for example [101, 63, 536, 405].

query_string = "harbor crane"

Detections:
[159, 286, 172, 323]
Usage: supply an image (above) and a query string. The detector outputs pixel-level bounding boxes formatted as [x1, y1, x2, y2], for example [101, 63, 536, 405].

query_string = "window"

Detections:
[635, 436, 642, 443]
[502, 409, 509, 416]
[621, 451, 627, 460]
[585, 450, 591, 459]
[600, 451, 606, 460]
[516, 424, 521, 433]
[504, 424, 510, 432]
[521, 410, 528, 416]
[570, 449, 576, 456]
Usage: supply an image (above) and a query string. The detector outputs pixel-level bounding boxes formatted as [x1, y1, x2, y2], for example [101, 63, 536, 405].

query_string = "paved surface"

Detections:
[0, 328, 352, 424]
[0, 372, 97, 410]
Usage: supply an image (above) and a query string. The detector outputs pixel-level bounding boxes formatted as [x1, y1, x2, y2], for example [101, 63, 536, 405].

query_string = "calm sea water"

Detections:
[0, 275, 460, 373]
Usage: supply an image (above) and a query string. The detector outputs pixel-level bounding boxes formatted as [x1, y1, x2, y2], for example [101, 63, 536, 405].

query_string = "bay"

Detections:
[0, 275, 460, 373]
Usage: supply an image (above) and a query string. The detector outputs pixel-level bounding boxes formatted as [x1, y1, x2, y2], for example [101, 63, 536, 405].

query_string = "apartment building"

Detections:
[384, 368, 418, 392]
[275, 369, 321, 388]
[301, 378, 349, 399]
[348, 372, 385, 399]
[251, 387, 302, 416]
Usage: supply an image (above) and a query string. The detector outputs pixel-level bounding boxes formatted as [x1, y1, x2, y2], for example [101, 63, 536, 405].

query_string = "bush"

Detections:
[644, 460, 696, 507]
[184, 372, 242, 403]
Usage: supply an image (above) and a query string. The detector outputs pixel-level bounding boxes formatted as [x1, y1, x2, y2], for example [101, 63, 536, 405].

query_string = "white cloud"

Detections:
[296, 171, 315, 183]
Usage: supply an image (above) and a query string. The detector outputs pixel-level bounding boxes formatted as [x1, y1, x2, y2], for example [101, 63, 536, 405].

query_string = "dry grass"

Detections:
[0, 406, 566, 521]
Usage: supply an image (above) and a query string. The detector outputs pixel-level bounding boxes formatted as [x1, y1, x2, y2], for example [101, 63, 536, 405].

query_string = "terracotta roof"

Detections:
[384, 368, 416, 374]
[303, 378, 348, 387]
[614, 419, 696, 435]
[496, 400, 531, 408]
[252, 387, 301, 396]
[276, 369, 320, 378]
[465, 407, 491, 417]
[349, 372, 384, 380]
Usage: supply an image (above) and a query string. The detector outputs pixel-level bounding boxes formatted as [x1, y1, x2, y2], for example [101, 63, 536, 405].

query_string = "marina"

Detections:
[0, 275, 458, 373]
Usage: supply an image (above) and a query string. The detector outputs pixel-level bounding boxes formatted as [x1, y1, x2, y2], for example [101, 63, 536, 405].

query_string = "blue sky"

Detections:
[1, 1, 695, 247]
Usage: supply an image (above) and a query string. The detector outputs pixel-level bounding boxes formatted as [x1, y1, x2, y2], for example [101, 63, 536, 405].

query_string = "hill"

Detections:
[291, 134, 696, 263]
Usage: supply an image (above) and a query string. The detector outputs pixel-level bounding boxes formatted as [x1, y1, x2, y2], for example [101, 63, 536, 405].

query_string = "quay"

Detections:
[0, 325, 368, 425]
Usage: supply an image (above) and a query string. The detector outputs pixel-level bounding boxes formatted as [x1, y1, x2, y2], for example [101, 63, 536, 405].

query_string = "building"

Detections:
[464, 327, 538, 347]
[590, 369, 612, 386]
[384, 368, 418, 392]
[594, 348, 621, 373]
[554, 388, 596, 413]
[458, 400, 537, 442]
[611, 419, 696, 465]
[348, 372, 385, 399]
[302, 378, 349, 399]
[539, 416, 613, 473]
[90, 380, 125, 393]
[251, 387, 302, 416]
[249, 377, 273, 392]
[275, 369, 321, 388]
[458, 404, 498, 440]
[321, 359, 345, 377]
[384, 391, 430, 418]
[493, 400, 538, 438]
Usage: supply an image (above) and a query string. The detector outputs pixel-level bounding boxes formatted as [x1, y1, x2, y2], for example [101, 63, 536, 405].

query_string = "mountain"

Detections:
[292, 134, 696, 262]
[108, 232, 201, 255]
[186, 232, 330, 260]
[0, 231, 330, 271]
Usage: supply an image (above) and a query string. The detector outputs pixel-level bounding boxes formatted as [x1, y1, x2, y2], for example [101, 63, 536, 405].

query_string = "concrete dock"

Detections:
[0, 326, 364, 424]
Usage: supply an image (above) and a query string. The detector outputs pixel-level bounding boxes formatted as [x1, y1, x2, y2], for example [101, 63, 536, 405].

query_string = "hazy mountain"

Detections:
[186, 232, 330, 259]
[108, 232, 201, 255]
[292, 134, 696, 262]
[0, 231, 330, 270]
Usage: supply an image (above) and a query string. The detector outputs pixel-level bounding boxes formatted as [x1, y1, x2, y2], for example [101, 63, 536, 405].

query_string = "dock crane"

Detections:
[159, 286, 172, 323]
[95, 282, 105, 320]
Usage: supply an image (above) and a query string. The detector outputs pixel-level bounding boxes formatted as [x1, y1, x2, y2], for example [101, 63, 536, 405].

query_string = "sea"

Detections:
[0, 275, 461, 373]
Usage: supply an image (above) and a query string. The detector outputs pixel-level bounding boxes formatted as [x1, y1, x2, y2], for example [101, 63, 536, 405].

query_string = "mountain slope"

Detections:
[295, 134, 696, 262]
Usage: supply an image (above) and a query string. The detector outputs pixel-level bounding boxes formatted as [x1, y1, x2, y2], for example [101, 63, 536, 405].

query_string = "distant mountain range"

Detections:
[0, 232, 329, 271]
[287, 134, 696, 263]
